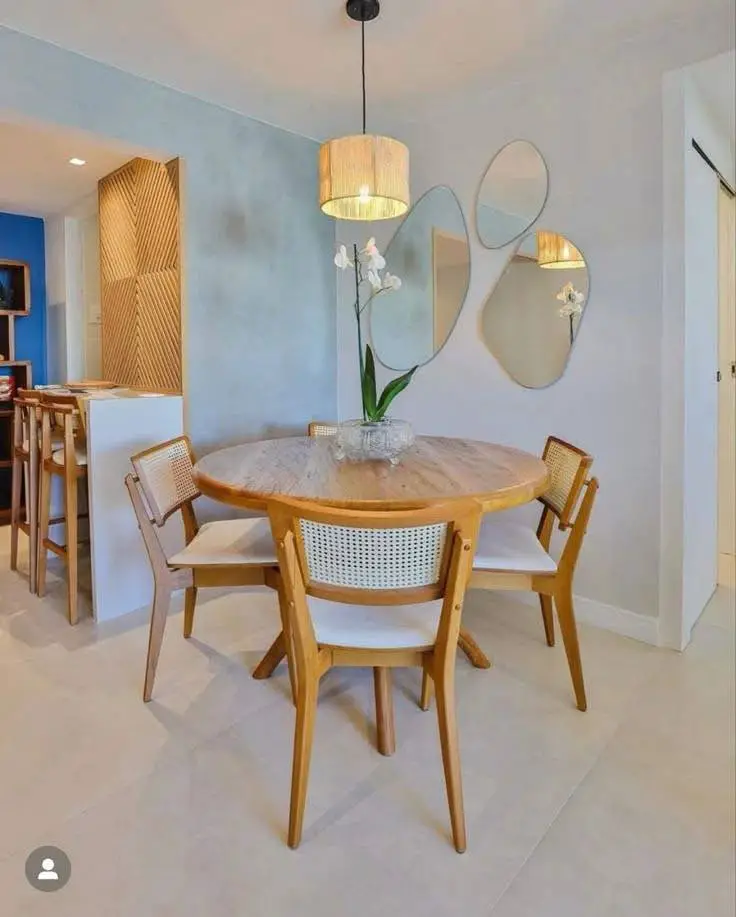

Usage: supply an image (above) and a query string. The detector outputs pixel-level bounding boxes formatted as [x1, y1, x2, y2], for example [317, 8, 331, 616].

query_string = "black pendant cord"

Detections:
[361, 20, 366, 134]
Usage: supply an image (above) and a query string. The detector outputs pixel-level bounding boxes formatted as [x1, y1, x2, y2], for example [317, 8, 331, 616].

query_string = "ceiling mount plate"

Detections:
[346, 0, 380, 23]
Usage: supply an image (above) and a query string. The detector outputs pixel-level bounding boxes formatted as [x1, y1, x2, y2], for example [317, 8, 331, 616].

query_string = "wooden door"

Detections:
[718, 184, 735, 586]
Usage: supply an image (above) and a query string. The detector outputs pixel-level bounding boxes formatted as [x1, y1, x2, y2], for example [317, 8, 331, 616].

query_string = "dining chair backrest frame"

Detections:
[130, 435, 200, 529]
[537, 436, 593, 531]
[307, 421, 339, 438]
[268, 496, 481, 657]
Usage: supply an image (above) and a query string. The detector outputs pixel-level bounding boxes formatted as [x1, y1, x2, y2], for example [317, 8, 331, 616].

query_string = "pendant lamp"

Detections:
[319, 1, 409, 221]
[536, 231, 585, 269]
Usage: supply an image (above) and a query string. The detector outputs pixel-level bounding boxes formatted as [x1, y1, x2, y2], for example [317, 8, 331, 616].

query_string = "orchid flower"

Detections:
[333, 237, 413, 423]
[362, 237, 386, 271]
[366, 268, 383, 292]
[556, 282, 584, 317]
[334, 244, 353, 270]
[382, 272, 402, 291]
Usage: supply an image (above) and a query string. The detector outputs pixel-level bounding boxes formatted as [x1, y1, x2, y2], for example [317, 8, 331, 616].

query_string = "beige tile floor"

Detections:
[0, 530, 733, 916]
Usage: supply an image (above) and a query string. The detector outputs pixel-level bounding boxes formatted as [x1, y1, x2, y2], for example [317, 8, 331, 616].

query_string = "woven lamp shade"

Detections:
[537, 231, 585, 269]
[319, 134, 409, 220]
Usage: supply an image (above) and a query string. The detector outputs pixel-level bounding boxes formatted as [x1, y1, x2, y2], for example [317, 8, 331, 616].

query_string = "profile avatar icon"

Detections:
[37, 859, 59, 882]
[25, 845, 71, 892]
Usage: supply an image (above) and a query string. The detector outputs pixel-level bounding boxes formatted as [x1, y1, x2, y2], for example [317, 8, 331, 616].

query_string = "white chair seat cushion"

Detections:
[51, 445, 88, 466]
[308, 596, 442, 650]
[473, 516, 557, 574]
[168, 517, 277, 567]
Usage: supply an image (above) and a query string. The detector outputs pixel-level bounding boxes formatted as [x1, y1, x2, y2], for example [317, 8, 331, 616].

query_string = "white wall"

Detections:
[1, 26, 336, 449]
[337, 16, 734, 635]
[43, 214, 86, 384]
[44, 215, 68, 384]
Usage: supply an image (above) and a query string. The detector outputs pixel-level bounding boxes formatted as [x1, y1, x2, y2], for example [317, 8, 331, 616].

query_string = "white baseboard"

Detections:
[497, 591, 660, 646]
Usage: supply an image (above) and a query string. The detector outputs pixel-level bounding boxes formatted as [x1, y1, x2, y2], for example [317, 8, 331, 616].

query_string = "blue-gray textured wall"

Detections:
[0, 27, 336, 449]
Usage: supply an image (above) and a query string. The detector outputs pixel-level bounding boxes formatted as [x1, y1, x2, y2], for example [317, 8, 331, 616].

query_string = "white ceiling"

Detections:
[0, 116, 153, 218]
[0, 0, 731, 140]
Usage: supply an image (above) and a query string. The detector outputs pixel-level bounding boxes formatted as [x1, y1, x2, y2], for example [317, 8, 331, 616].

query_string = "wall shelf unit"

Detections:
[0, 259, 31, 315]
[0, 263, 32, 523]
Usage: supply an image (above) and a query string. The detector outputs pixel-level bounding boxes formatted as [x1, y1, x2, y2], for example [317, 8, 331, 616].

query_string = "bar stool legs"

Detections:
[37, 456, 85, 626]
[9, 393, 39, 593]
[37, 399, 87, 626]
[10, 449, 38, 591]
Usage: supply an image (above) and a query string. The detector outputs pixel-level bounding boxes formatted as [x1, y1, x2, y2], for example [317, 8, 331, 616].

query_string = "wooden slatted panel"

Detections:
[99, 162, 137, 283]
[100, 277, 137, 385]
[137, 270, 181, 393]
[99, 157, 182, 393]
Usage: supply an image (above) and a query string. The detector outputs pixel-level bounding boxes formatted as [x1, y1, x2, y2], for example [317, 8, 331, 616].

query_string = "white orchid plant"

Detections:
[556, 282, 585, 344]
[335, 238, 417, 423]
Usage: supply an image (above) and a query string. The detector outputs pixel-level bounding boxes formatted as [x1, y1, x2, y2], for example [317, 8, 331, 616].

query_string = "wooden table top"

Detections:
[194, 436, 549, 513]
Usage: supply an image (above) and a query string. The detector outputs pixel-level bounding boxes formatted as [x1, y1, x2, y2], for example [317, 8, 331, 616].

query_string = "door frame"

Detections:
[660, 63, 736, 650]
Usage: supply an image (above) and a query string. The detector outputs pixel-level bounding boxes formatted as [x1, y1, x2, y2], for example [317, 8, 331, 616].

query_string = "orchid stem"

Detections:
[354, 243, 366, 422]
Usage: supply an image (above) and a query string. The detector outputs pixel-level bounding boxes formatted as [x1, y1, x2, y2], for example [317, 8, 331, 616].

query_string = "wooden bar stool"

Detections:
[9, 389, 41, 592]
[37, 394, 88, 625]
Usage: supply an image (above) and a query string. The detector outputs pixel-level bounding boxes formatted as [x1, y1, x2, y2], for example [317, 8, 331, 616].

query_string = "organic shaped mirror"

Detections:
[481, 230, 589, 388]
[371, 185, 470, 371]
[476, 140, 548, 249]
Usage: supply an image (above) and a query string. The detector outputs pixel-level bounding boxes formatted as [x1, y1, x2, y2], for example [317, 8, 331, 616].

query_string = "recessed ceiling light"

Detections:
[68, 158, 86, 166]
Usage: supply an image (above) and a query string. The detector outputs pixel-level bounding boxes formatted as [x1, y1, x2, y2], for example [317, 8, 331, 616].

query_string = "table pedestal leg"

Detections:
[252, 632, 287, 679]
[458, 628, 492, 669]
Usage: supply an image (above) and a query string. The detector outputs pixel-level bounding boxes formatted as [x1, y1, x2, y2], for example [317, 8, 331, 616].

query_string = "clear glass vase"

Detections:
[333, 418, 415, 465]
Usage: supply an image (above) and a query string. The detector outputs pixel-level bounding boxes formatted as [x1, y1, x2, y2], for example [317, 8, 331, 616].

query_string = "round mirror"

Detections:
[371, 186, 470, 371]
[481, 230, 589, 388]
[476, 140, 549, 249]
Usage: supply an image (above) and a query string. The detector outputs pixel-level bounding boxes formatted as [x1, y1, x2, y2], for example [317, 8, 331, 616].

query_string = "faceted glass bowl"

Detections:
[333, 418, 415, 465]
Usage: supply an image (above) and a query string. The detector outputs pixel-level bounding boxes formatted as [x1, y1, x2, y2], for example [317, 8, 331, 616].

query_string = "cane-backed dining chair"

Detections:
[307, 421, 338, 437]
[467, 436, 598, 712]
[9, 389, 41, 591]
[305, 416, 492, 675]
[125, 436, 282, 702]
[268, 496, 481, 851]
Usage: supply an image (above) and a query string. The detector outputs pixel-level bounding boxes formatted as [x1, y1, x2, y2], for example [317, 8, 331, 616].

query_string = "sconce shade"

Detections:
[319, 134, 409, 221]
[537, 231, 585, 269]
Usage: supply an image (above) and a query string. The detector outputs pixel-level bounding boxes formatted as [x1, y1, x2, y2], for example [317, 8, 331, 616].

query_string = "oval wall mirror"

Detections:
[371, 185, 470, 371]
[481, 230, 590, 388]
[476, 140, 549, 249]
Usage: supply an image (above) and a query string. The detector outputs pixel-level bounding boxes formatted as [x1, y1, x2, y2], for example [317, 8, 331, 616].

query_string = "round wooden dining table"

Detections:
[194, 435, 549, 513]
[193, 435, 549, 676]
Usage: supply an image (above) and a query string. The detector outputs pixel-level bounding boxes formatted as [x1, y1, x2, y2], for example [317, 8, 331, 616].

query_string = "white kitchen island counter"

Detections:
[82, 390, 184, 622]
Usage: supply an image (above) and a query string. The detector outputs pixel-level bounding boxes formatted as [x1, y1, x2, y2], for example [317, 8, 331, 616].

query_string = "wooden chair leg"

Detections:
[143, 585, 172, 702]
[458, 628, 492, 669]
[539, 593, 555, 647]
[36, 466, 51, 598]
[554, 586, 587, 712]
[435, 667, 466, 853]
[183, 586, 197, 638]
[9, 454, 23, 573]
[288, 675, 319, 849]
[373, 667, 396, 756]
[276, 579, 298, 706]
[419, 669, 433, 711]
[28, 456, 38, 595]
[63, 470, 79, 626]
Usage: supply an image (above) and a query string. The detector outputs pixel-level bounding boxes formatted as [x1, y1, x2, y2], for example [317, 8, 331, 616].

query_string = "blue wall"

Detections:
[0, 212, 46, 385]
